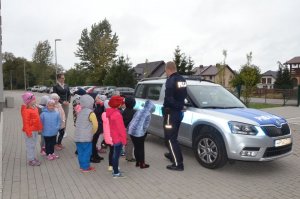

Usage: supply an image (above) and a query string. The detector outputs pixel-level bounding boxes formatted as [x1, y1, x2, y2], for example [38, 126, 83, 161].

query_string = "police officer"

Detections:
[162, 61, 187, 171]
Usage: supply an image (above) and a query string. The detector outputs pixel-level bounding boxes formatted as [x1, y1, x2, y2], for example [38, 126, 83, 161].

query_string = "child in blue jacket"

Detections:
[40, 99, 61, 160]
[128, 100, 155, 169]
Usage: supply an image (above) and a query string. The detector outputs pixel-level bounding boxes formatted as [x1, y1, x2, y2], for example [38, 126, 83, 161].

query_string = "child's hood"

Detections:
[40, 95, 50, 106]
[125, 97, 136, 109]
[79, 94, 94, 110]
[144, 100, 155, 113]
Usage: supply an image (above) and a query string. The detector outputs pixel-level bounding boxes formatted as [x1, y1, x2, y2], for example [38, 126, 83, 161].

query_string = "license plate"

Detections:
[274, 138, 292, 147]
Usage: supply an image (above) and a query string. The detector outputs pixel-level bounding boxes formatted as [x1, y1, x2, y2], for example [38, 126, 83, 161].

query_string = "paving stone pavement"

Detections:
[1, 91, 300, 199]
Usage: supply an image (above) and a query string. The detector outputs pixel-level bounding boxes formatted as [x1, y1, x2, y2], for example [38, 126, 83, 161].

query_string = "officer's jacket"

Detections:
[163, 72, 187, 111]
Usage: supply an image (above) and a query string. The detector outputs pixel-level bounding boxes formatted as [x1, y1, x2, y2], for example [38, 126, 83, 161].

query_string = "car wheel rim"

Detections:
[198, 138, 218, 164]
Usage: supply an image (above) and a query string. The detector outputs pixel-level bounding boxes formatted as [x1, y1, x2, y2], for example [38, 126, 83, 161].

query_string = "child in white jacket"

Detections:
[50, 93, 66, 150]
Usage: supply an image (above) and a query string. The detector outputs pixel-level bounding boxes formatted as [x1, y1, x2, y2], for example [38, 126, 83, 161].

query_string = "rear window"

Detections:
[135, 84, 162, 100]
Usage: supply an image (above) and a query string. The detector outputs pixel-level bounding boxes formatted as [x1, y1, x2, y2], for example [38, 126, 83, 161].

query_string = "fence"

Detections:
[226, 86, 299, 106]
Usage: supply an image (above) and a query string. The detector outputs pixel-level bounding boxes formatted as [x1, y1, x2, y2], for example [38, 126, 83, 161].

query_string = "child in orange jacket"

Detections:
[21, 92, 43, 166]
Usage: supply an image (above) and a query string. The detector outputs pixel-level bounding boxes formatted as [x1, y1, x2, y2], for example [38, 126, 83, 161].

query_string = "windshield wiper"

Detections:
[222, 106, 245, 109]
[201, 106, 226, 109]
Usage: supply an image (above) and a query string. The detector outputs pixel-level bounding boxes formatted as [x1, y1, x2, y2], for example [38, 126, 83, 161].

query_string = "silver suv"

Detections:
[134, 77, 293, 169]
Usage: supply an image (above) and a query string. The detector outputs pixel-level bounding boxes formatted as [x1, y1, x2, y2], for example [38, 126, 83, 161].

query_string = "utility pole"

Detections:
[0, 0, 4, 112]
[10, 70, 12, 90]
[55, 39, 61, 82]
[24, 62, 26, 90]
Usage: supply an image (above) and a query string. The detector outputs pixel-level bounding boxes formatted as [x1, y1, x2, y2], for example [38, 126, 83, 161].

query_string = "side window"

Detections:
[146, 84, 162, 100]
[135, 84, 146, 99]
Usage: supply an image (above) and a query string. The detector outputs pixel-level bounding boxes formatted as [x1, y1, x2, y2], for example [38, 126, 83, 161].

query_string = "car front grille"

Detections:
[261, 124, 290, 137]
[263, 144, 292, 158]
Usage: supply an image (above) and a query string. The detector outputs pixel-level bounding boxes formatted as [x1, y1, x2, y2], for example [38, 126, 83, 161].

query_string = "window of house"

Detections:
[267, 78, 272, 84]
[262, 78, 266, 84]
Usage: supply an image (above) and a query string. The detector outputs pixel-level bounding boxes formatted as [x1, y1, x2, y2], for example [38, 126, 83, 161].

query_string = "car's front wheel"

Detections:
[193, 127, 227, 169]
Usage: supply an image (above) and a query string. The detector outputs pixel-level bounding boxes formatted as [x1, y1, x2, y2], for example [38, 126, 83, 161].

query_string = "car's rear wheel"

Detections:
[193, 127, 227, 169]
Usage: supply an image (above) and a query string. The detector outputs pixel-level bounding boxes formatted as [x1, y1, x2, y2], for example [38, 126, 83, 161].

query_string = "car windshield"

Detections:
[187, 85, 245, 109]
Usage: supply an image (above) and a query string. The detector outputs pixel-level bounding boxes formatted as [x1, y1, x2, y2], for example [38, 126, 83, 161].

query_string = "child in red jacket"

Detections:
[21, 92, 43, 166]
[106, 96, 127, 178]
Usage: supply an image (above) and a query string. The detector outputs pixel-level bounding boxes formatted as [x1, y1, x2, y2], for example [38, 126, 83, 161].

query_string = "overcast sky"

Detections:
[2, 0, 300, 72]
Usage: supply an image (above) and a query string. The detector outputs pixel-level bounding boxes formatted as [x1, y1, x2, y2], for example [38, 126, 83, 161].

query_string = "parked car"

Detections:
[70, 86, 80, 95]
[31, 85, 41, 92]
[38, 86, 47, 93]
[134, 77, 293, 169]
[93, 86, 116, 95]
[45, 87, 53, 93]
[26, 87, 32, 91]
[113, 87, 135, 97]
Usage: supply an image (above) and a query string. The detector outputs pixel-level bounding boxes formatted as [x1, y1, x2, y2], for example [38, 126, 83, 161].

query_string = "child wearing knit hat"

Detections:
[50, 93, 66, 150]
[40, 99, 61, 160]
[38, 95, 51, 156]
[106, 96, 127, 178]
[21, 92, 43, 166]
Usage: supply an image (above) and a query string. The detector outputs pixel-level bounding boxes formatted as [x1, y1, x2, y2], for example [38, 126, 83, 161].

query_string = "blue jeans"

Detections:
[112, 143, 123, 174]
[76, 142, 92, 170]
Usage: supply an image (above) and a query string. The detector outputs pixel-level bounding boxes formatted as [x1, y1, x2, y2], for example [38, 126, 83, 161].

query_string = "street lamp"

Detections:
[55, 38, 62, 82]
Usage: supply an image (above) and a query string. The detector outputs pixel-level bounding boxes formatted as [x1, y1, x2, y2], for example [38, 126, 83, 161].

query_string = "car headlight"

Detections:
[228, 121, 258, 135]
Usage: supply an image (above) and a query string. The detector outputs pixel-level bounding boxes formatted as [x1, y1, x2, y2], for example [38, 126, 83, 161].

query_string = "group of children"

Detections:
[21, 92, 66, 165]
[21, 89, 156, 178]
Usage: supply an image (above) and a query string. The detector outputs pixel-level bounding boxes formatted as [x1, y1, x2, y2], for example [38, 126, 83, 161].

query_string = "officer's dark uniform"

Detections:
[162, 72, 187, 170]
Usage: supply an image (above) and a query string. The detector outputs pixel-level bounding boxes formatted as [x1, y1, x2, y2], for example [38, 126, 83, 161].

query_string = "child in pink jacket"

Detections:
[106, 96, 127, 178]
[102, 100, 114, 171]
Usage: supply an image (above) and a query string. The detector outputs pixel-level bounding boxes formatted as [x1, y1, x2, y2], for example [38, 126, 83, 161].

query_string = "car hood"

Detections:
[210, 108, 286, 127]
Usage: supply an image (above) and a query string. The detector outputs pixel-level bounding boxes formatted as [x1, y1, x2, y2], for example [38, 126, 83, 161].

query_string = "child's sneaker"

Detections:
[81, 166, 96, 173]
[28, 160, 41, 166]
[120, 149, 125, 156]
[108, 166, 113, 171]
[34, 159, 41, 166]
[112, 173, 126, 179]
[47, 154, 55, 161]
[52, 153, 59, 159]
[55, 144, 62, 151]
[40, 149, 46, 156]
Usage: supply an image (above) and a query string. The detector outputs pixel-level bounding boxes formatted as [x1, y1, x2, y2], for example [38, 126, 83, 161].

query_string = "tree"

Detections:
[230, 52, 261, 106]
[216, 50, 227, 86]
[64, 64, 89, 86]
[103, 56, 136, 87]
[274, 61, 293, 89]
[32, 40, 54, 85]
[75, 19, 119, 85]
[173, 46, 194, 75]
[186, 56, 195, 75]
[3, 52, 28, 89]
[32, 40, 53, 65]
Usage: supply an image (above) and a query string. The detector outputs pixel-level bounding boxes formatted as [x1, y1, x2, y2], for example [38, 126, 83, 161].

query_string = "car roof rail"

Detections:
[140, 75, 215, 84]
[140, 77, 167, 81]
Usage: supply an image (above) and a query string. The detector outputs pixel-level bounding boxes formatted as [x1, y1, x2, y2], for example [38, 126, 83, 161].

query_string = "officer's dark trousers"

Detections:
[163, 110, 184, 166]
